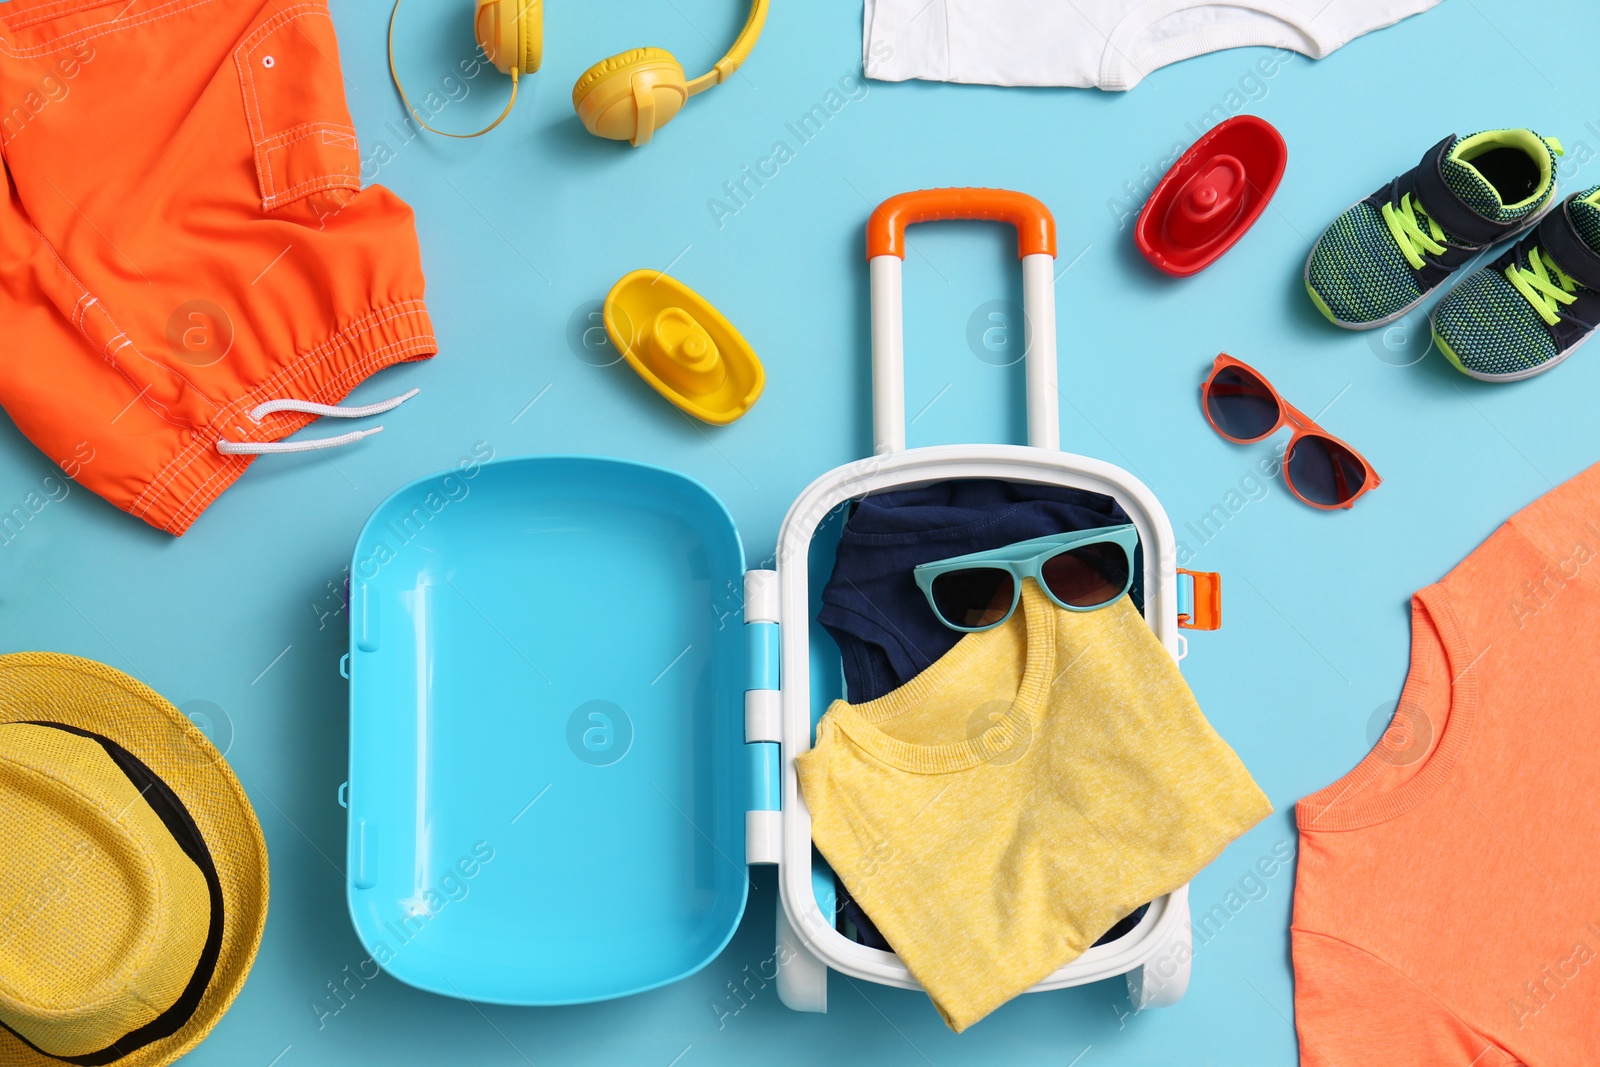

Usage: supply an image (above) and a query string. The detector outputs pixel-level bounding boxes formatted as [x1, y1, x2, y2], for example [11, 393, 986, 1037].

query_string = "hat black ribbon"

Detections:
[1, 722, 225, 1066]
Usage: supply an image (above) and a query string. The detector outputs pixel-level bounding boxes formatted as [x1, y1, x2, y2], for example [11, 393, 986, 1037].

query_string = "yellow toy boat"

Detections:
[603, 270, 765, 425]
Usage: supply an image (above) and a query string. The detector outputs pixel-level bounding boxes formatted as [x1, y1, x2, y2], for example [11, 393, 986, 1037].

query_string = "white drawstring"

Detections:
[218, 426, 387, 454]
[216, 388, 419, 455]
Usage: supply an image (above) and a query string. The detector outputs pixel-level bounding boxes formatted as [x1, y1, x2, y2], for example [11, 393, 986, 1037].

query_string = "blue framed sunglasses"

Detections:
[913, 525, 1138, 632]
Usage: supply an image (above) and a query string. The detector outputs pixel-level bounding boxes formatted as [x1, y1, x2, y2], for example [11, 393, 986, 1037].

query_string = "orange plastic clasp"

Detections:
[1177, 569, 1221, 631]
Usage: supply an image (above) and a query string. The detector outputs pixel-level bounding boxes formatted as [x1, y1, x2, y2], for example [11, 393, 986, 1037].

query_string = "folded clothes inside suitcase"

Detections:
[814, 477, 1154, 952]
[819, 478, 1142, 703]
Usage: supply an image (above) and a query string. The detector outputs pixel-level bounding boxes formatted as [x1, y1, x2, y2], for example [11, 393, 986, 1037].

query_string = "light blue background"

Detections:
[4, 0, 1598, 1062]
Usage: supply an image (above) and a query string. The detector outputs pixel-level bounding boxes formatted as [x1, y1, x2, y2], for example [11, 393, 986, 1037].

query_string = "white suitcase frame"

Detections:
[739, 190, 1195, 1015]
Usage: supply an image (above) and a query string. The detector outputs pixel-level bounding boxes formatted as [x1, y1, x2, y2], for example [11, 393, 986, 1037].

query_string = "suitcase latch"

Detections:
[1176, 570, 1221, 631]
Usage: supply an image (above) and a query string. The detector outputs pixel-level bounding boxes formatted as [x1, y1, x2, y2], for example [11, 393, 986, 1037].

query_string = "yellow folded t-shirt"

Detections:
[796, 581, 1271, 1031]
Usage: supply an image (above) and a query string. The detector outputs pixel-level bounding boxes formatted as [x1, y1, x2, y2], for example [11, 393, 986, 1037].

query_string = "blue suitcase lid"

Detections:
[346, 455, 750, 1005]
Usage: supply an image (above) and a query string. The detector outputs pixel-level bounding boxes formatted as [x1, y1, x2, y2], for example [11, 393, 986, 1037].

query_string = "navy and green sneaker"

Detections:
[1305, 129, 1563, 330]
[1431, 187, 1600, 381]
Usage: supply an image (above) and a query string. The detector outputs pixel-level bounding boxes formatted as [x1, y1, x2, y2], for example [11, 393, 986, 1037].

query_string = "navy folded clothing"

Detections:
[818, 479, 1137, 702]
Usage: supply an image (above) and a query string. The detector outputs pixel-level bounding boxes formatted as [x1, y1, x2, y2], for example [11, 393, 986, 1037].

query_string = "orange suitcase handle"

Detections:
[866, 187, 1057, 260]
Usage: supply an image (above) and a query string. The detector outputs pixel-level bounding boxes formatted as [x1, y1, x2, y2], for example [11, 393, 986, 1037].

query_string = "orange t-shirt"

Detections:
[1293, 463, 1600, 1067]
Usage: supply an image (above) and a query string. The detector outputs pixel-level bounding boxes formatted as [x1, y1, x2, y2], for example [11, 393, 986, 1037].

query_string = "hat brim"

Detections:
[0, 653, 269, 1067]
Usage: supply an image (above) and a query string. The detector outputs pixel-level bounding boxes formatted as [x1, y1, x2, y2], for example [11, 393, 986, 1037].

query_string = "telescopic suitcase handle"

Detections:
[866, 188, 1060, 454]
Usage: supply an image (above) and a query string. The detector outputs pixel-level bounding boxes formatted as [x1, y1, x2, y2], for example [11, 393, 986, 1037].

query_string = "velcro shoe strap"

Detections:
[1540, 203, 1600, 293]
[1410, 134, 1515, 248]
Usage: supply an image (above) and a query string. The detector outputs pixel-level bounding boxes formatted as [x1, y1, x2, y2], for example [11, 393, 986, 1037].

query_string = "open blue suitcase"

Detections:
[344, 189, 1218, 1014]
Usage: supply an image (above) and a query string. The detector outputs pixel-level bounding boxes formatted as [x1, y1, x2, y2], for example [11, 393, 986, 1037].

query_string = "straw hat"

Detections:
[0, 653, 269, 1066]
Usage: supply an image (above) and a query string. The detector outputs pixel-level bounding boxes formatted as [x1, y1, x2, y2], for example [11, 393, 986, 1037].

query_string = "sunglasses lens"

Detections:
[1206, 366, 1280, 441]
[929, 568, 1016, 629]
[1040, 541, 1130, 608]
[1287, 435, 1368, 506]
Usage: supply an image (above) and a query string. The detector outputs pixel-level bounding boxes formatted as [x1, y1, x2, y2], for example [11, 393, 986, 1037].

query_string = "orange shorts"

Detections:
[0, 0, 437, 534]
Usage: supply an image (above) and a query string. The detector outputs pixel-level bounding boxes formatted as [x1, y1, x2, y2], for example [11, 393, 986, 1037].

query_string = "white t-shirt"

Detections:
[863, 0, 1443, 91]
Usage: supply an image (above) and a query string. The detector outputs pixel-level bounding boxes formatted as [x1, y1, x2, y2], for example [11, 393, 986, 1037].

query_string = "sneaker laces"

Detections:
[1505, 247, 1580, 327]
[1381, 192, 1447, 271]
[216, 388, 419, 455]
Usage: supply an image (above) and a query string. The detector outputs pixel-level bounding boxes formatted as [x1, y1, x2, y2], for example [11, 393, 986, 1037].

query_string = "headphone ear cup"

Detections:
[572, 47, 687, 146]
[475, 0, 541, 76]
[518, 0, 543, 73]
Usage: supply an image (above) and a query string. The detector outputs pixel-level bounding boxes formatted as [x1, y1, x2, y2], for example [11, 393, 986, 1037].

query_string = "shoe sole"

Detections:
[1303, 186, 1559, 331]
[1433, 323, 1592, 382]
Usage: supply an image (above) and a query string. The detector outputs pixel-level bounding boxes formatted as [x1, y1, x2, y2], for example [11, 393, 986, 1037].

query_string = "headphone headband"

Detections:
[685, 0, 769, 96]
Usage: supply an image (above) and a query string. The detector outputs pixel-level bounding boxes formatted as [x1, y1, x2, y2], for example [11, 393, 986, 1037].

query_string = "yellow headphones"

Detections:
[388, 0, 768, 146]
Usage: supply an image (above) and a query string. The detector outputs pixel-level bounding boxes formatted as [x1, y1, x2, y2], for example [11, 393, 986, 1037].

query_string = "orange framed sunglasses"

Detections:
[1200, 354, 1380, 510]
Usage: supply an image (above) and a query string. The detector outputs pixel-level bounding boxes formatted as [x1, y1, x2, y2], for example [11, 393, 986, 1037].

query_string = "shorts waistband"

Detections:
[131, 300, 438, 535]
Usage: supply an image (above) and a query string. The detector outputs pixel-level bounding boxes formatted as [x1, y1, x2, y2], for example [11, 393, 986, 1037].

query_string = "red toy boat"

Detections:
[1135, 115, 1288, 277]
